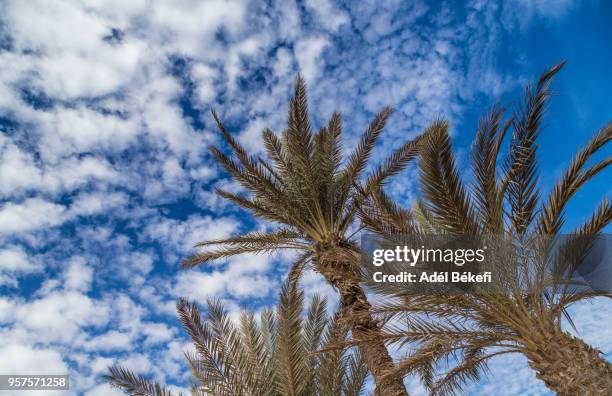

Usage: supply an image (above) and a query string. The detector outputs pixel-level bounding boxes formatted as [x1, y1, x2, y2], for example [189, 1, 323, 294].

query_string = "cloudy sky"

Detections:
[0, 0, 611, 395]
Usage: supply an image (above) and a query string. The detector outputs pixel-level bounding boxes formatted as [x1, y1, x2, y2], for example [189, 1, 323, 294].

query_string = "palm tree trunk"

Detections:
[315, 243, 408, 395]
[336, 280, 408, 396]
[525, 329, 612, 396]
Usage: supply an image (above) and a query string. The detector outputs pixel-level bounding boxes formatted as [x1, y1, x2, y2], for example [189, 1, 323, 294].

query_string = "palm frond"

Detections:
[182, 229, 308, 268]
[274, 273, 308, 396]
[360, 61, 611, 395]
[104, 366, 181, 396]
[318, 312, 350, 396]
[472, 104, 510, 233]
[176, 298, 234, 394]
[504, 61, 565, 235]
[419, 120, 478, 234]
[537, 123, 611, 235]
[342, 349, 368, 396]
[341, 107, 394, 188]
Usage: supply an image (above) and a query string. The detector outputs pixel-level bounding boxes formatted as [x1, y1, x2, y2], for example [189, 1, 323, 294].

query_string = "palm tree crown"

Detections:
[182, 74, 430, 395]
[359, 62, 612, 395]
[183, 75, 422, 270]
[105, 274, 368, 396]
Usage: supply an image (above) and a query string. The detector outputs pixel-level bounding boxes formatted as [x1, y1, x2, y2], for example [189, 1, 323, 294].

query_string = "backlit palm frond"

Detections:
[342, 349, 368, 396]
[285, 75, 315, 185]
[213, 188, 292, 224]
[313, 113, 343, 228]
[351, 122, 435, 239]
[317, 311, 349, 396]
[357, 186, 419, 236]
[333, 107, 395, 236]
[361, 122, 430, 193]
[192, 229, 304, 248]
[472, 104, 510, 233]
[428, 349, 513, 396]
[363, 61, 612, 395]
[182, 229, 308, 268]
[168, 267, 366, 396]
[412, 200, 444, 234]
[104, 366, 181, 396]
[176, 298, 235, 395]
[340, 107, 394, 193]
[303, 296, 328, 394]
[204, 299, 253, 394]
[536, 123, 611, 235]
[419, 119, 478, 234]
[504, 61, 565, 235]
[238, 311, 275, 394]
[274, 274, 308, 396]
[552, 198, 612, 313]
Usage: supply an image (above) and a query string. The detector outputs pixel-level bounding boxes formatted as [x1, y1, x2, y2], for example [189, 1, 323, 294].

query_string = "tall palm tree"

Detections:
[182, 75, 428, 394]
[358, 62, 612, 395]
[105, 274, 368, 396]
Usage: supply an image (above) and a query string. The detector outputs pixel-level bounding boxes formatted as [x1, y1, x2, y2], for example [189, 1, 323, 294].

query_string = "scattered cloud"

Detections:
[0, 0, 605, 394]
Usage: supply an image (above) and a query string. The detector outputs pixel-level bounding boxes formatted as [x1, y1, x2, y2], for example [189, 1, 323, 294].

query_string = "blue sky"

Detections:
[0, 1, 611, 395]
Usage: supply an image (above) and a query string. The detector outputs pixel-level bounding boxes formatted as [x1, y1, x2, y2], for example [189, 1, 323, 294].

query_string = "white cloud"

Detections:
[85, 383, 125, 396]
[142, 322, 175, 345]
[503, 0, 580, 29]
[149, 0, 248, 56]
[0, 343, 68, 374]
[63, 257, 93, 292]
[0, 198, 67, 234]
[33, 105, 141, 160]
[122, 353, 152, 375]
[84, 330, 133, 352]
[12, 290, 109, 343]
[0, 1, 599, 395]
[89, 356, 117, 376]
[294, 36, 329, 82]
[144, 214, 239, 264]
[0, 245, 36, 272]
[0, 297, 16, 323]
[174, 251, 279, 301]
[3, 0, 145, 99]
[69, 191, 128, 217]
[0, 136, 121, 199]
[0, 136, 43, 196]
[304, 0, 350, 32]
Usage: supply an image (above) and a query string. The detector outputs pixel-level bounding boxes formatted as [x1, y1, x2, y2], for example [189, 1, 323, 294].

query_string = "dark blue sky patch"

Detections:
[102, 28, 125, 45]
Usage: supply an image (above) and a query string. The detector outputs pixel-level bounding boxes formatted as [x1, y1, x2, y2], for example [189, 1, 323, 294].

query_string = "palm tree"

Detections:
[358, 62, 612, 395]
[182, 75, 428, 394]
[105, 273, 368, 396]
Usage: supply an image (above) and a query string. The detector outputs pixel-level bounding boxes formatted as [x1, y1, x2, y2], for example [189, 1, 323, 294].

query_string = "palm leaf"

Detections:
[104, 366, 181, 396]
